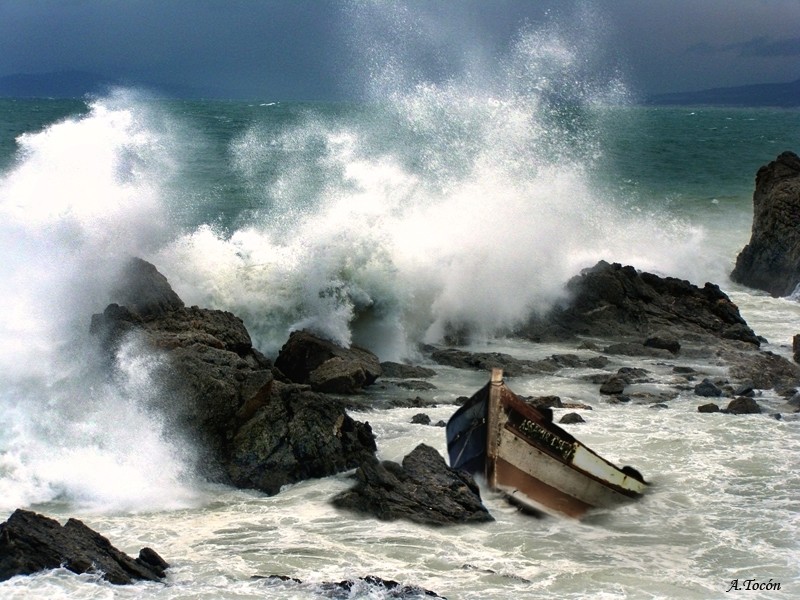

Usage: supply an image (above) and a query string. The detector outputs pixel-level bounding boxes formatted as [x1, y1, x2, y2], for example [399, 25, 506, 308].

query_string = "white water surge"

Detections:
[0, 5, 798, 600]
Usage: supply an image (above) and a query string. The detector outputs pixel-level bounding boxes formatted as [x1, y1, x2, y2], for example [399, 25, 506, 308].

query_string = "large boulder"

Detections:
[519, 261, 760, 346]
[226, 382, 377, 495]
[90, 258, 377, 494]
[731, 151, 800, 296]
[0, 509, 168, 584]
[274, 330, 381, 394]
[331, 444, 494, 525]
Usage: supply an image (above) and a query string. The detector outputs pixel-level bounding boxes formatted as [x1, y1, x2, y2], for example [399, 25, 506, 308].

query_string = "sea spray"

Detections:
[0, 91, 202, 512]
[154, 17, 711, 360]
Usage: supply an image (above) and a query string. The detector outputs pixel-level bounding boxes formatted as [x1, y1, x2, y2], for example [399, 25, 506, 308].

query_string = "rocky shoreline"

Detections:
[3, 151, 799, 587]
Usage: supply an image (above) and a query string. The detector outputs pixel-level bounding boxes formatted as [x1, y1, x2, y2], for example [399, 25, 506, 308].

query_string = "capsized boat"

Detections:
[446, 368, 648, 518]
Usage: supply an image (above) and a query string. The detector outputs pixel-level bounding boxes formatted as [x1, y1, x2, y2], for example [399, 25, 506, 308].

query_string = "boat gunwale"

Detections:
[494, 381, 648, 497]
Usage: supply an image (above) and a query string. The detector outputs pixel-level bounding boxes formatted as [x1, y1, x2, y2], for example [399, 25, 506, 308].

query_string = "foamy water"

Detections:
[1, 10, 799, 599]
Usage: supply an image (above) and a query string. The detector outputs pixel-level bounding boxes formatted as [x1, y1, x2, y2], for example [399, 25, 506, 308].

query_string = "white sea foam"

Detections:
[0, 90, 201, 512]
[154, 20, 713, 360]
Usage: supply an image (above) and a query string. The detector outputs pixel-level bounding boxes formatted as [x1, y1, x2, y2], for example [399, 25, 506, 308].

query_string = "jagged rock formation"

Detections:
[331, 444, 493, 525]
[274, 330, 382, 394]
[731, 151, 800, 296]
[519, 260, 760, 346]
[90, 258, 376, 495]
[0, 509, 168, 584]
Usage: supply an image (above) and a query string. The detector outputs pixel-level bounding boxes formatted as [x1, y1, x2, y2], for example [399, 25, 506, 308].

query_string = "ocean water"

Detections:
[2, 28, 800, 600]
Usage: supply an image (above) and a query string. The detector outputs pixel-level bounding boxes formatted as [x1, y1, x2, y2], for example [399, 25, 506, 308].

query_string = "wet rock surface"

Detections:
[331, 444, 493, 525]
[91, 258, 377, 495]
[258, 574, 445, 598]
[731, 151, 800, 296]
[0, 509, 168, 584]
[518, 260, 761, 346]
[274, 330, 381, 394]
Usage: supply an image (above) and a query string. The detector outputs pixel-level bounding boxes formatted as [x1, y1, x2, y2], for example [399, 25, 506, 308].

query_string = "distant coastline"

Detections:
[645, 78, 800, 108]
[1, 70, 799, 107]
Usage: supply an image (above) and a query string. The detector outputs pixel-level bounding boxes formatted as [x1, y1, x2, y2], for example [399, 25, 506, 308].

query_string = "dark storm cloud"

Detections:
[0, 0, 798, 100]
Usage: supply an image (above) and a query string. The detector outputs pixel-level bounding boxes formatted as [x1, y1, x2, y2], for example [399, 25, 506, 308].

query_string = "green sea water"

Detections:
[0, 91, 799, 599]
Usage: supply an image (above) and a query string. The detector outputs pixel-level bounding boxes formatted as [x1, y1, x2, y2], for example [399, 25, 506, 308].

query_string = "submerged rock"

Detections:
[331, 444, 494, 526]
[0, 509, 168, 584]
[258, 574, 445, 598]
[731, 151, 800, 296]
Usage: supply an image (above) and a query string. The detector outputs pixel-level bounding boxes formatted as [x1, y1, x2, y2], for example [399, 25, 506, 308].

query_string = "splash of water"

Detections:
[0, 90, 201, 512]
[156, 11, 708, 359]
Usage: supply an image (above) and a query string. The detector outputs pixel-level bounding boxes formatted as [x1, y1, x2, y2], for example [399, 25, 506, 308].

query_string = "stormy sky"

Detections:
[0, 0, 798, 101]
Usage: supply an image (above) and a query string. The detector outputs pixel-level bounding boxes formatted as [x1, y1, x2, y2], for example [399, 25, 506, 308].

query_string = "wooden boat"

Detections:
[446, 368, 648, 518]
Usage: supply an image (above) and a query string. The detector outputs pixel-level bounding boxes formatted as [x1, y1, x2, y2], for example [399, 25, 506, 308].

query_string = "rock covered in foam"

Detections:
[90, 258, 377, 495]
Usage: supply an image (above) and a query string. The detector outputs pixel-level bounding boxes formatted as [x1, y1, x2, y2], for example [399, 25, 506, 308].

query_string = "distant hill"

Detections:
[0, 70, 213, 99]
[0, 71, 117, 98]
[646, 78, 800, 107]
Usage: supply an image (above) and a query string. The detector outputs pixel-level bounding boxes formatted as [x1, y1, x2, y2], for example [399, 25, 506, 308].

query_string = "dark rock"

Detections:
[388, 396, 440, 409]
[434, 420, 447, 427]
[411, 413, 431, 425]
[91, 259, 377, 494]
[226, 382, 377, 495]
[559, 412, 585, 424]
[604, 342, 673, 358]
[427, 347, 606, 376]
[525, 395, 563, 409]
[319, 575, 445, 598]
[694, 378, 723, 397]
[726, 350, 800, 390]
[519, 260, 760, 346]
[794, 334, 800, 363]
[600, 377, 626, 395]
[259, 574, 445, 598]
[698, 403, 721, 413]
[732, 381, 756, 397]
[274, 330, 381, 394]
[0, 509, 167, 584]
[650, 403, 669, 409]
[724, 397, 762, 414]
[427, 348, 541, 376]
[379, 361, 437, 379]
[673, 366, 696, 374]
[395, 380, 438, 391]
[616, 367, 651, 383]
[331, 444, 493, 525]
[644, 336, 681, 354]
[307, 356, 369, 394]
[110, 257, 184, 318]
[731, 151, 800, 296]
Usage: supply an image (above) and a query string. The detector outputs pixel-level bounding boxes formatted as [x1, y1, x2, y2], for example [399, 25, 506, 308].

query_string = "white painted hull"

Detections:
[448, 368, 648, 519]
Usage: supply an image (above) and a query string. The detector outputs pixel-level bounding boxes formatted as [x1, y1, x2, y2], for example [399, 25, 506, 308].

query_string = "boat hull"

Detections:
[446, 369, 647, 519]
